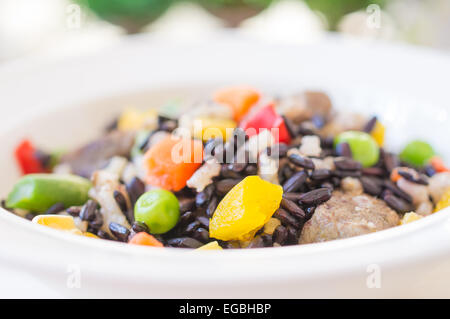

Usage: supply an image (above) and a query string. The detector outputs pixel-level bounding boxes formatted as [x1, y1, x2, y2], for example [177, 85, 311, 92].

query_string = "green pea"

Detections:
[134, 189, 180, 234]
[400, 140, 435, 167]
[335, 131, 380, 168]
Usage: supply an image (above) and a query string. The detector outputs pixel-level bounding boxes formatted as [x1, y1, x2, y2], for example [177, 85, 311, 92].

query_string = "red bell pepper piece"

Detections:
[14, 139, 45, 175]
[240, 104, 291, 144]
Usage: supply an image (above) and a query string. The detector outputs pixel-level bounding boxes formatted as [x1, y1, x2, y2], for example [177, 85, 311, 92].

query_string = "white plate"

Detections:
[0, 32, 449, 298]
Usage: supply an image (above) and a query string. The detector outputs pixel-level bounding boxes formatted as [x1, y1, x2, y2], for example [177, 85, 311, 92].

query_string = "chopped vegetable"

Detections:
[118, 108, 157, 131]
[193, 117, 236, 142]
[209, 176, 283, 241]
[213, 86, 260, 121]
[435, 187, 450, 212]
[430, 156, 449, 173]
[6, 174, 92, 212]
[83, 232, 100, 238]
[129, 232, 164, 247]
[144, 135, 203, 191]
[370, 120, 385, 147]
[400, 212, 423, 225]
[14, 139, 46, 175]
[196, 241, 223, 250]
[32, 214, 78, 230]
[240, 104, 291, 144]
[400, 140, 435, 167]
[390, 168, 402, 183]
[134, 189, 180, 234]
[334, 131, 379, 167]
[131, 130, 151, 158]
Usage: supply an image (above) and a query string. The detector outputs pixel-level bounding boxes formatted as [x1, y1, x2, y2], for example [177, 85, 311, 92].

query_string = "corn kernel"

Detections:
[371, 121, 385, 147]
[263, 218, 281, 235]
[196, 241, 223, 250]
[400, 212, 423, 225]
[118, 108, 157, 131]
[435, 187, 450, 212]
[32, 215, 77, 230]
[83, 232, 100, 239]
[192, 117, 236, 142]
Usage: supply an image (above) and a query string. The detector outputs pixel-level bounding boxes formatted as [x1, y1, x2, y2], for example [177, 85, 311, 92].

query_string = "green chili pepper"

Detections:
[6, 174, 92, 213]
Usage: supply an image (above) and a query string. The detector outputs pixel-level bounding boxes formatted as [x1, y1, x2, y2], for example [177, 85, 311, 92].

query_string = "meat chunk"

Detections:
[61, 130, 135, 178]
[299, 191, 400, 244]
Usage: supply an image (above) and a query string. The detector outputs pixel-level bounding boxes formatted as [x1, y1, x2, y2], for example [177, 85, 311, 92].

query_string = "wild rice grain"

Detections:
[66, 206, 81, 217]
[288, 153, 315, 170]
[126, 177, 146, 207]
[310, 169, 332, 180]
[363, 116, 377, 133]
[333, 170, 362, 178]
[167, 237, 203, 248]
[215, 179, 241, 196]
[45, 202, 65, 215]
[109, 222, 130, 242]
[335, 142, 352, 158]
[280, 198, 306, 219]
[193, 228, 209, 243]
[197, 216, 209, 228]
[113, 190, 128, 213]
[274, 208, 301, 228]
[131, 221, 149, 233]
[206, 196, 218, 217]
[283, 171, 308, 193]
[80, 200, 97, 221]
[334, 158, 362, 171]
[383, 194, 414, 214]
[360, 176, 382, 196]
[298, 188, 332, 206]
[282, 192, 304, 202]
[383, 180, 413, 203]
[179, 197, 196, 213]
[398, 170, 429, 185]
[273, 225, 288, 245]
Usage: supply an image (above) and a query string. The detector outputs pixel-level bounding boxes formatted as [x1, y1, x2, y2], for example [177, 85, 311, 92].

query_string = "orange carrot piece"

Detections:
[129, 232, 163, 247]
[391, 168, 401, 182]
[144, 135, 203, 191]
[213, 86, 260, 122]
[431, 156, 450, 173]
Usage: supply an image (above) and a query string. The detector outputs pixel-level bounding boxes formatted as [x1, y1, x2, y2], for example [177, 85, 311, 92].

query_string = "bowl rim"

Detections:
[1, 31, 450, 285]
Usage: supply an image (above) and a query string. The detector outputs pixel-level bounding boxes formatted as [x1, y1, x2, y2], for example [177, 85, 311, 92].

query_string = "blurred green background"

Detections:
[1, 0, 449, 61]
[75, 0, 386, 32]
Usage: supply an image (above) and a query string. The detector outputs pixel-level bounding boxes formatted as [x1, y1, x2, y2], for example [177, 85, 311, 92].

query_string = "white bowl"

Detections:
[0, 32, 450, 298]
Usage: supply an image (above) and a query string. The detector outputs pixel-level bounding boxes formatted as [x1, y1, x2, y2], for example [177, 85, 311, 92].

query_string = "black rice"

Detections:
[334, 158, 362, 171]
[109, 222, 130, 242]
[45, 202, 65, 215]
[288, 153, 315, 170]
[280, 198, 306, 219]
[297, 188, 332, 206]
[167, 237, 203, 248]
[282, 171, 308, 193]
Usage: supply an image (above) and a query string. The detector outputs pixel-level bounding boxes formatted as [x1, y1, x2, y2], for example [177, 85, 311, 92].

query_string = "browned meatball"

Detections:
[299, 191, 400, 244]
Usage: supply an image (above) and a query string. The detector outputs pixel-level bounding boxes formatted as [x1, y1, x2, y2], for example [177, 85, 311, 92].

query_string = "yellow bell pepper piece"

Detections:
[193, 117, 236, 142]
[83, 232, 100, 239]
[210, 176, 283, 241]
[435, 187, 450, 212]
[196, 241, 223, 250]
[32, 214, 77, 230]
[118, 108, 157, 131]
[400, 212, 423, 225]
[371, 121, 385, 147]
